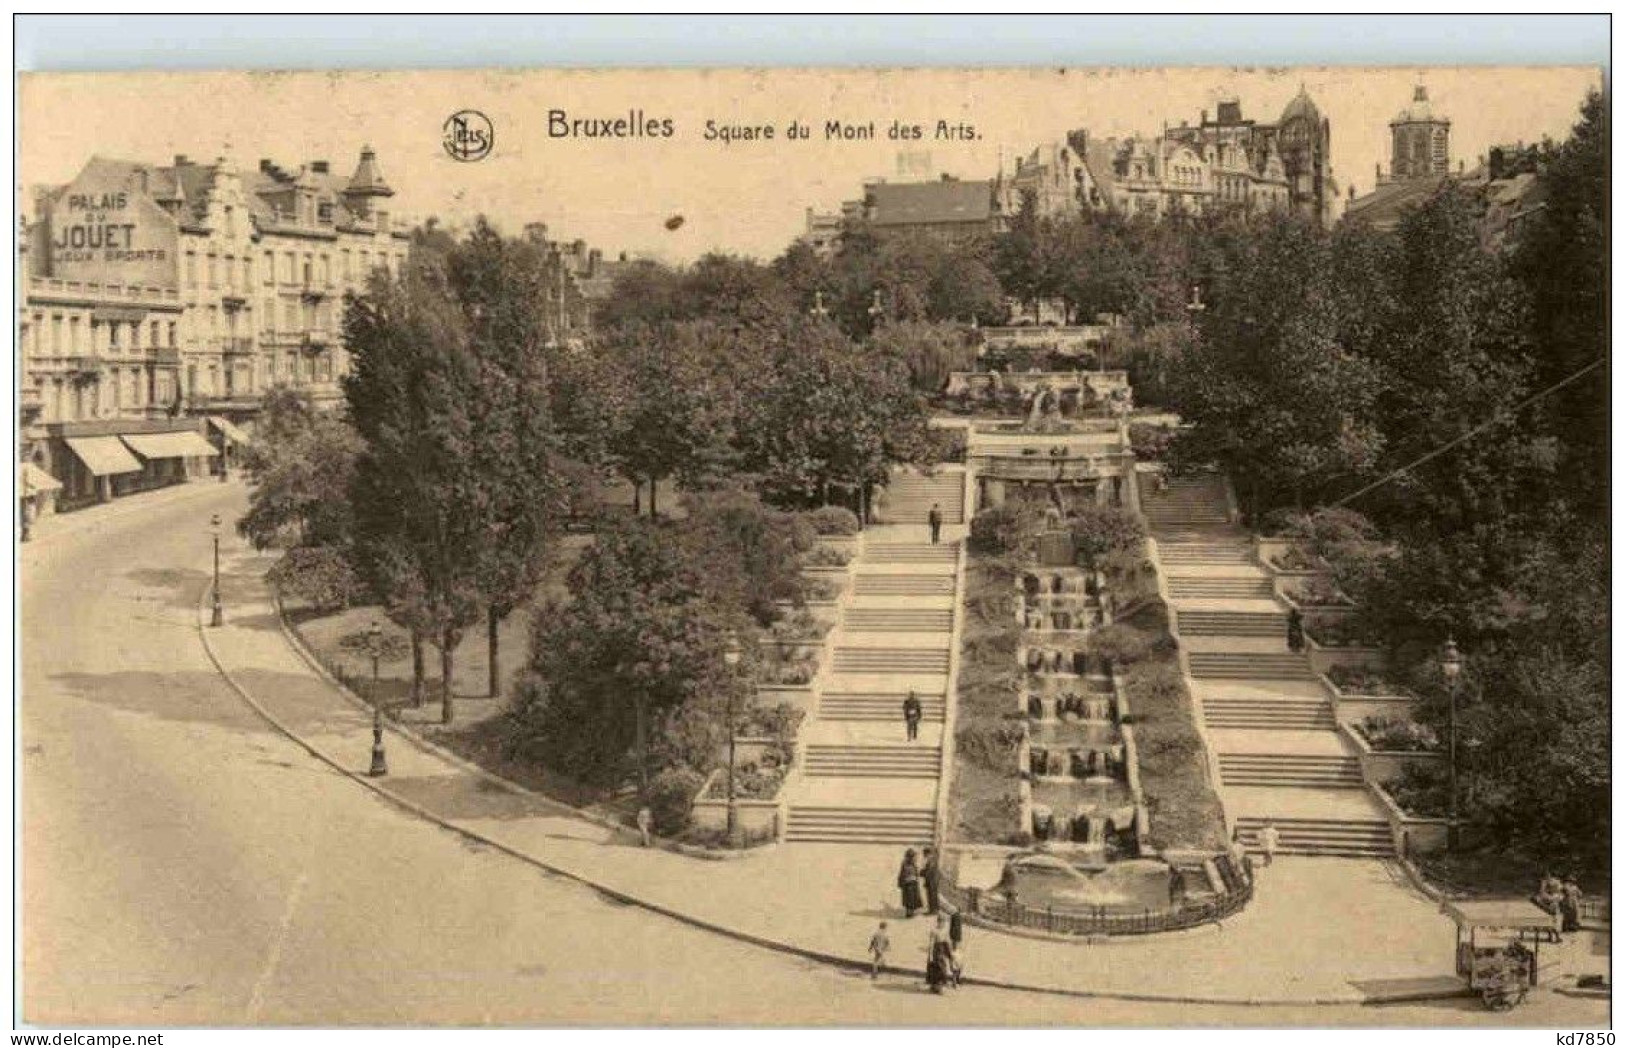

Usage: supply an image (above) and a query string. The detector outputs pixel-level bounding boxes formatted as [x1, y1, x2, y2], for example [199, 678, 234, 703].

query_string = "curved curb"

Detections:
[198, 568, 1469, 1009]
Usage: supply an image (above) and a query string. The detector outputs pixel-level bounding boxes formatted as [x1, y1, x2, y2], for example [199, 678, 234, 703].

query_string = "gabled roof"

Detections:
[866, 179, 994, 227]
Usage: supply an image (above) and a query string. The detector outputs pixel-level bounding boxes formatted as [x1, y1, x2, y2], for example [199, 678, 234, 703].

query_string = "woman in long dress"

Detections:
[925, 916, 953, 993]
[897, 849, 924, 918]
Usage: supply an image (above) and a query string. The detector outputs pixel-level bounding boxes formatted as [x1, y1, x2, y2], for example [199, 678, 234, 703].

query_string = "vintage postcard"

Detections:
[15, 63, 1608, 1031]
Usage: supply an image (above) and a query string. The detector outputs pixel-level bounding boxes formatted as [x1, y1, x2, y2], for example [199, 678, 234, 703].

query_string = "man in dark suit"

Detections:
[927, 503, 943, 544]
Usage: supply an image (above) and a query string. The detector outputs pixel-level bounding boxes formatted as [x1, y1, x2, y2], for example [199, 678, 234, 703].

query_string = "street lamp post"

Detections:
[810, 290, 830, 318]
[368, 621, 389, 778]
[209, 513, 224, 627]
[723, 631, 743, 849]
[1441, 635, 1462, 851]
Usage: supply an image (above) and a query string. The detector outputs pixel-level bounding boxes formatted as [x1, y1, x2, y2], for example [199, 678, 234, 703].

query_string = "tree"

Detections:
[735, 318, 936, 510]
[442, 220, 574, 698]
[676, 488, 810, 627]
[601, 319, 740, 517]
[509, 517, 746, 790]
[237, 387, 363, 549]
[868, 320, 977, 394]
[344, 256, 486, 723]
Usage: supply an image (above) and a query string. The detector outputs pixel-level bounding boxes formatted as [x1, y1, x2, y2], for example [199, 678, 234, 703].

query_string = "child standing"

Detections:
[867, 920, 890, 979]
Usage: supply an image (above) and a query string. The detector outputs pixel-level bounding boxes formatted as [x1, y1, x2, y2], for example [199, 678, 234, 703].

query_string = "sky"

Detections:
[18, 66, 1601, 264]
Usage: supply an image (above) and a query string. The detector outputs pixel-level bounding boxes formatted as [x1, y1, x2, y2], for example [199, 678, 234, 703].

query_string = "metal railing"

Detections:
[28, 277, 179, 304]
[942, 855, 1254, 937]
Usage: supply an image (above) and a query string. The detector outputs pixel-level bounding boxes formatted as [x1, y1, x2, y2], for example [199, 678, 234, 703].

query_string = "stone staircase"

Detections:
[784, 806, 938, 845]
[804, 743, 942, 779]
[841, 607, 955, 632]
[1232, 815, 1394, 859]
[1217, 752, 1364, 788]
[1203, 694, 1336, 730]
[1147, 474, 1394, 859]
[781, 510, 961, 845]
[1142, 474, 1232, 528]
[877, 469, 965, 525]
[1167, 576, 1276, 600]
[1188, 651, 1316, 680]
[1178, 609, 1285, 637]
[819, 690, 947, 723]
[853, 574, 957, 597]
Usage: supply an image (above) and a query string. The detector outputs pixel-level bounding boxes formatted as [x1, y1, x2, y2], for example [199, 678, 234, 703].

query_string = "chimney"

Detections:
[135, 169, 149, 194]
[260, 159, 273, 173]
[311, 160, 329, 174]
[1201, 109, 1208, 125]
[173, 154, 189, 168]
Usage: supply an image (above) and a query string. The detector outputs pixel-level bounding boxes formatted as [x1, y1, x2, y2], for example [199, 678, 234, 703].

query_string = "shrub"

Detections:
[932, 426, 969, 464]
[646, 766, 704, 835]
[706, 761, 787, 801]
[969, 504, 1044, 557]
[1268, 545, 1319, 572]
[769, 607, 832, 642]
[1086, 622, 1161, 667]
[1326, 664, 1408, 696]
[805, 506, 861, 536]
[1285, 575, 1350, 608]
[757, 645, 819, 685]
[803, 577, 844, 602]
[269, 545, 369, 612]
[1383, 763, 1449, 818]
[956, 719, 1025, 773]
[1128, 422, 1175, 462]
[1069, 504, 1146, 570]
[801, 544, 852, 568]
[736, 702, 806, 741]
[1358, 716, 1438, 752]
[1306, 614, 1379, 648]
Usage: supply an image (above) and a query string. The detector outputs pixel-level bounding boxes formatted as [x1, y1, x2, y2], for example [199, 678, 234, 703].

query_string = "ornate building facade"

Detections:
[18, 145, 412, 508]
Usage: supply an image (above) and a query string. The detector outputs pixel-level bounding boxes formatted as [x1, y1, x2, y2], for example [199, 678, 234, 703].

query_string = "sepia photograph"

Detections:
[11, 15, 1612, 1034]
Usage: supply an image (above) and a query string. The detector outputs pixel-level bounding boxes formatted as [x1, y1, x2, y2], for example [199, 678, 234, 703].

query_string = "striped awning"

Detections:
[64, 436, 143, 476]
[121, 430, 220, 460]
[18, 462, 63, 495]
[206, 415, 252, 446]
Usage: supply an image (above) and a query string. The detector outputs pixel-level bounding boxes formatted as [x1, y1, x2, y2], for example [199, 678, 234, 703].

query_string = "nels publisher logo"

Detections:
[443, 110, 494, 162]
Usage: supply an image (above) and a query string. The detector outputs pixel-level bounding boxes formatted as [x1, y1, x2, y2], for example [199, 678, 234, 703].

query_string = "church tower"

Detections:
[1387, 85, 1450, 182]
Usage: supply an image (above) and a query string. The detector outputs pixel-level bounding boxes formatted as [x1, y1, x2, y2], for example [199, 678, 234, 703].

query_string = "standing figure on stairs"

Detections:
[1286, 608, 1306, 653]
[903, 690, 923, 742]
[928, 502, 943, 545]
[897, 849, 924, 918]
[1259, 820, 1281, 867]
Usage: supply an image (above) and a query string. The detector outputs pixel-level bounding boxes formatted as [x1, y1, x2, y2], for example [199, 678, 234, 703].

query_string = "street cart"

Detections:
[1443, 898, 1559, 1011]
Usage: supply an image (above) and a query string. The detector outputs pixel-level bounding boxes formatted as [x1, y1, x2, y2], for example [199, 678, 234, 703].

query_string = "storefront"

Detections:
[18, 461, 64, 538]
[46, 419, 218, 510]
[206, 415, 253, 474]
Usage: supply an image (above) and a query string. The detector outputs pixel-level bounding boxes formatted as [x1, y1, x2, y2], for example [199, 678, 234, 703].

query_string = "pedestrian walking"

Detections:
[903, 690, 923, 742]
[1286, 608, 1305, 653]
[867, 921, 890, 979]
[1259, 820, 1281, 867]
[925, 915, 953, 994]
[636, 805, 654, 847]
[921, 846, 941, 915]
[1560, 876, 1584, 934]
[897, 848, 924, 918]
[928, 503, 943, 545]
[947, 909, 965, 986]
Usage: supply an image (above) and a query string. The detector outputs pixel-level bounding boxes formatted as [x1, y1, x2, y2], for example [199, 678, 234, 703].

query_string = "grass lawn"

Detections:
[947, 555, 1026, 844]
[1414, 847, 1608, 899]
[1116, 602, 1229, 853]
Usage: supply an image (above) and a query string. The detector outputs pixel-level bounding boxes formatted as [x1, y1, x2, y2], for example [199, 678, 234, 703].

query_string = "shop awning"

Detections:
[18, 462, 63, 495]
[64, 436, 144, 476]
[121, 430, 220, 460]
[206, 415, 253, 446]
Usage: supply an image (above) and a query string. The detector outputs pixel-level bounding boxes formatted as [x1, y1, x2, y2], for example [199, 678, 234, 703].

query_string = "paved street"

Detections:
[18, 483, 1608, 1027]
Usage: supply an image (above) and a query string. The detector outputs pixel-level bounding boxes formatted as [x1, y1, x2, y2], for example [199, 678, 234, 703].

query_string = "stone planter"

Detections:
[760, 637, 829, 660]
[1369, 780, 1449, 856]
[731, 735, 782, 766]
[1305, 635, 1383, 675]
[757, 683, 815, 711]
[690, 768, 785, 840]
[1343, 722, 1445, 784]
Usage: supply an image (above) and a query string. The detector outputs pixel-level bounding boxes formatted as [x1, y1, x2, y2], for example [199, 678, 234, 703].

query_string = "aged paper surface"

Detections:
[16, 66, 1607, 1030]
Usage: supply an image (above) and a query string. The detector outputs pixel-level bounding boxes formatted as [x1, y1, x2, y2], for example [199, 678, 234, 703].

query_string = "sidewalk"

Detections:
[200, 541, 1472, 1007]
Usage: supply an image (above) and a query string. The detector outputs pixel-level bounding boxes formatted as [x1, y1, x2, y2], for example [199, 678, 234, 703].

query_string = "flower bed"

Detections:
[757, 645, 820, 686]
[1381, 763, 1450, 819]
[1354, 715, 1437, 753]
[1325, 664, 1412, 698]
[768, 607, 833, 643]
[803, 576, 845, 604]
[1266, 545, 1319, 573]
[800, 543, 853, 568]
[1282, 575, 1352, 608]
[1304, 614, 1381, 649]
[803, 505, 861, 536]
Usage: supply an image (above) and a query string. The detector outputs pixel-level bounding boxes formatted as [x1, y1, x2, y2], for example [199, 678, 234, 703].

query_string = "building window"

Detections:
[342, 249, 352, 282]
[282, 252, 295, 284]
[150, 321, 160, 347]
[318, 202, 333, 224]
[242, 256, 252, 288]
[168, 322, 177, 347]
[282, 299, 298, 331]
[302, 258, 313, 286]
[263, 251, 275, 285]
[185, 252, 198, 286]
[107, 321, 119, 349]
[319, 254, 330, 286]
[207, 254, 219, 288]
[69, 317, 81, 354]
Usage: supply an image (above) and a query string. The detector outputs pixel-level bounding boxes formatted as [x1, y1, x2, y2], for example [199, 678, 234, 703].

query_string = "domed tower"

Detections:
[1388, 85, 1450, 182]
[1276, 85, 1334, 225]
